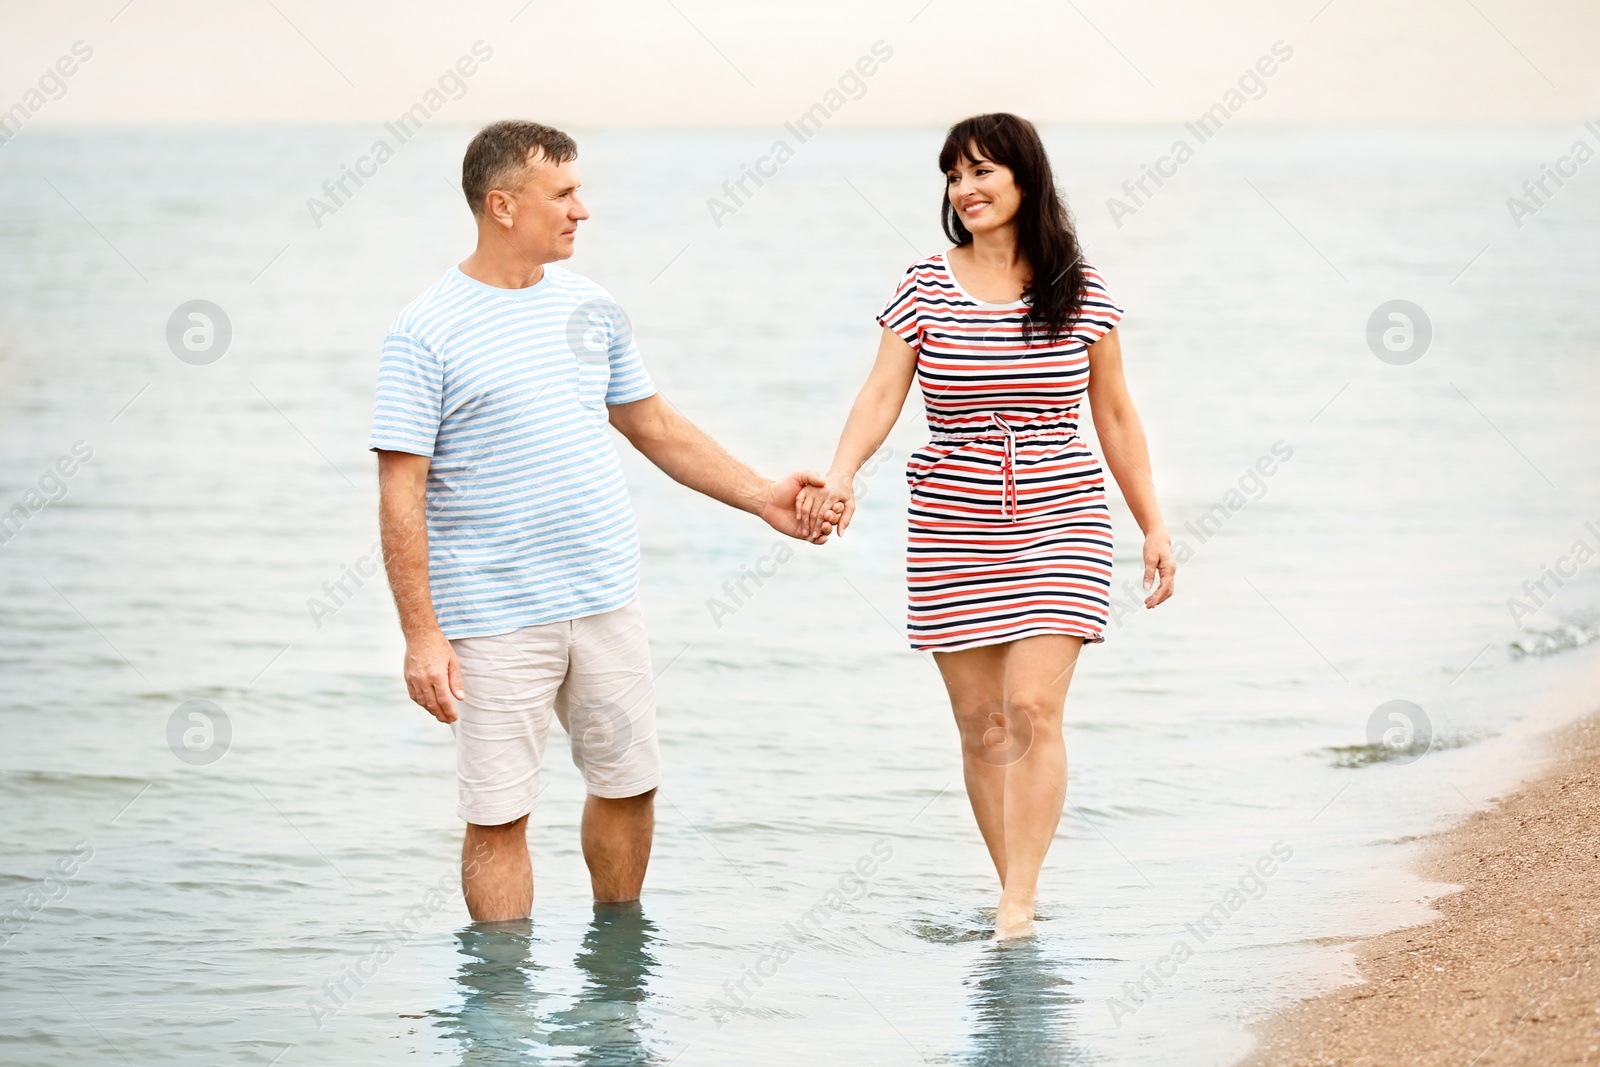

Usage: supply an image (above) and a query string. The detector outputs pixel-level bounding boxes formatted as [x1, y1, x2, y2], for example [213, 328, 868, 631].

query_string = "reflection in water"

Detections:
[434, 919, 549, 1065]
[434, 905, 664, 1067]
[546, 902, 664, 1066]
[962, 940, 1082, 1067]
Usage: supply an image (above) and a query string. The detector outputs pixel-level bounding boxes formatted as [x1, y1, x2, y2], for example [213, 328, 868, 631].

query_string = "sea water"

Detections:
[2, 125, 1598, 1065]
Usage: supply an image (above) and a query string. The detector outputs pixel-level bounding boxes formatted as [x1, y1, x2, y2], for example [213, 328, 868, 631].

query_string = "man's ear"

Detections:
[485, 189, 515, 228]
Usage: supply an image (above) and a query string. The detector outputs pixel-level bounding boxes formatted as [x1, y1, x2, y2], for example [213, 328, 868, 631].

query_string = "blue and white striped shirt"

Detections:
[369, 264, 656, 639]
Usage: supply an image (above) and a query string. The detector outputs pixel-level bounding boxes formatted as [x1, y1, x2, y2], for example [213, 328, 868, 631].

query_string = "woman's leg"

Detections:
[994, 634, 1083, 937]
[932, 643, 1014, 885]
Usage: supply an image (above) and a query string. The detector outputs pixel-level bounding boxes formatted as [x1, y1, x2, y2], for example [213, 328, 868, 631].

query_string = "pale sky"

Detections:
[1, 0, 1596, 127]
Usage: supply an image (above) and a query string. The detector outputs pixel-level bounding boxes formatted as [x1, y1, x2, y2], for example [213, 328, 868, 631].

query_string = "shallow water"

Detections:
[2, 124, 1599, 1066]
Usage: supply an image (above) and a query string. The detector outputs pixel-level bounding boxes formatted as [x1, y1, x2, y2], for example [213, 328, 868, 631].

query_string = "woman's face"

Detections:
[946, 145, 1021, 236]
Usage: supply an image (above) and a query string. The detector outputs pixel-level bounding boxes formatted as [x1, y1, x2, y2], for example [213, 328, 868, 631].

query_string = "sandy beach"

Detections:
[1242, 709, 1600, 1066]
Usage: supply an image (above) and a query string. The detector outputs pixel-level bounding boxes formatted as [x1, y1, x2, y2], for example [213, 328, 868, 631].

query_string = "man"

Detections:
[370, 120, 839, 922]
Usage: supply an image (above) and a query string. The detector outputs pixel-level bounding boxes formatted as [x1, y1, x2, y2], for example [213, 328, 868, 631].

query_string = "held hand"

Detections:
[799, 470, 856, 539]
[1141, 531, 1177, 608]
[795, 484, 833, 541]
[404, 629, 464, 723]
[762, 470, 839, 544]
[795, 473, 850, 542]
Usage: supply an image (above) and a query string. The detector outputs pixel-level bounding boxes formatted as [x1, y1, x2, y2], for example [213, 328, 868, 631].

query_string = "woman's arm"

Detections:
[800, 327, 918, 536]
[1085, 327, 1176, 607]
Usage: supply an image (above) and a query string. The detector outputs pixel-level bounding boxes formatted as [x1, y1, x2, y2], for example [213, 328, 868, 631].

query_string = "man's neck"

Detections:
[458, 237, 550, 290]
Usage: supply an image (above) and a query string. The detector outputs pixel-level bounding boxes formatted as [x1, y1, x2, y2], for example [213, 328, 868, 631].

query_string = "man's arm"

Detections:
[607, 393, 834, 542]
[376, 449, 463, 723]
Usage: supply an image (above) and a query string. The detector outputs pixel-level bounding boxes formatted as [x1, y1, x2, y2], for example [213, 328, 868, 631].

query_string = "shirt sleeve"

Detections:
[598, 299, 657, 406]
[572, 289, 659, 406]
[368, 331, 444, 456]
[875, 262, 922, 349]
[1072, 263, 1125, 344]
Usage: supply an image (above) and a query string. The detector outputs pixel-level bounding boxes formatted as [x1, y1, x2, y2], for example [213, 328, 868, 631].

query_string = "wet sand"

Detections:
[1242, 710, 1600, 1066]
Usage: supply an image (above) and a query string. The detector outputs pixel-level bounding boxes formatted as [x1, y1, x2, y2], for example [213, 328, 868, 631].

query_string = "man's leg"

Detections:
[559, 596, 663, 902]
[463, 815, 532, 921]
[581, 788, 655, 901]
[450, 623, 567, 923]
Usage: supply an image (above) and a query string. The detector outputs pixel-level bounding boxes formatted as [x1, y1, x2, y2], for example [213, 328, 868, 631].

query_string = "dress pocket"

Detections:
[906, 442, 959, 491]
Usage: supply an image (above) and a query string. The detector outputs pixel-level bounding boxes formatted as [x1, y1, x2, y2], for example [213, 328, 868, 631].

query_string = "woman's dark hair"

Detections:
[938, 113, 1084, 345]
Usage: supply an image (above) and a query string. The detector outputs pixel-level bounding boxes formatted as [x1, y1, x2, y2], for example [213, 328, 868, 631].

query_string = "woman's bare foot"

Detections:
[993, 893, 1037, 940]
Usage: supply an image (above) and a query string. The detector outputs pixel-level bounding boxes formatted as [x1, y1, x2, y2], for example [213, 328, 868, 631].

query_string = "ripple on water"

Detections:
[904, 909, 997, 944]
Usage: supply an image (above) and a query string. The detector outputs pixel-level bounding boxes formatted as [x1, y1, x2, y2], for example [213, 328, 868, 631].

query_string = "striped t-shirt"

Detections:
[368, 264, 656, 639]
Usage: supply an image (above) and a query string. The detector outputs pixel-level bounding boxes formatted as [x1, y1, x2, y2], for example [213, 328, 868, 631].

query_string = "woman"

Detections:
[799, 113, 1176, 938]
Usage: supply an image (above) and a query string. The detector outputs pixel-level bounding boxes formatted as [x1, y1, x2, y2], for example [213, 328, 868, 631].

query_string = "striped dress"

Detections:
[876, 252, 1124, 653]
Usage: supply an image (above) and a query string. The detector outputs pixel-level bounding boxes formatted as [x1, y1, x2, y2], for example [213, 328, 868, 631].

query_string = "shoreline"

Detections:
[1240, 706, 1600, 1066]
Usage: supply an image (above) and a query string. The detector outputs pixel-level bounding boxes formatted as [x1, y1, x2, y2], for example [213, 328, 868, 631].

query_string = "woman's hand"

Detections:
[1141, 530, 1176, 608]
[798, 470, 857, 540]
[761, 470, 840, 544]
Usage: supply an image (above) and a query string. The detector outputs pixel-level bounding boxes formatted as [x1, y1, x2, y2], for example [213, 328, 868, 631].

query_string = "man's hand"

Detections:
[761, 470, 841, 544]
[405, 629, 464, 724]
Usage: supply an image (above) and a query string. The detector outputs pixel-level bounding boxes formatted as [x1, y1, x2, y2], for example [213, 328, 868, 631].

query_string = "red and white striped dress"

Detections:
[876, 252, 1124, 653]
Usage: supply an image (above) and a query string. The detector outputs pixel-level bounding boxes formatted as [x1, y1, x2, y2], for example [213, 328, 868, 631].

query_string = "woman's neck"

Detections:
[967, 225, 1023, 273]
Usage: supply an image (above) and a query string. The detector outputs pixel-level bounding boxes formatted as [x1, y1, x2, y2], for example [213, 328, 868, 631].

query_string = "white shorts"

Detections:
[448, 596, 661, 825]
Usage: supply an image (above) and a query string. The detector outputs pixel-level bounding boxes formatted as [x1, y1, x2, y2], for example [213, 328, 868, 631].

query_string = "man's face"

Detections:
[500, 152, 589, 261]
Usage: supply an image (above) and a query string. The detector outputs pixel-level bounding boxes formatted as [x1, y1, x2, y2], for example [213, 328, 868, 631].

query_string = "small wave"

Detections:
[1510, 620, 1600, 659]
[1322, 730, 1493, 769]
